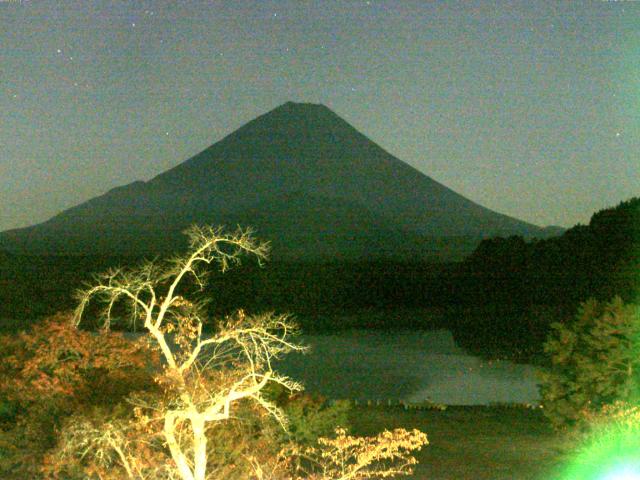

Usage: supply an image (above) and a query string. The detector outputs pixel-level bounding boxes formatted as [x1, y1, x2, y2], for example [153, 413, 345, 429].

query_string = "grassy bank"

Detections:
[349, 405, 571, 479]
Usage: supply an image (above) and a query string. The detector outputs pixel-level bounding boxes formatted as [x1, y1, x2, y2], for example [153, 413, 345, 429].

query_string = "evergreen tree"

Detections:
[538, 297, 640, 430]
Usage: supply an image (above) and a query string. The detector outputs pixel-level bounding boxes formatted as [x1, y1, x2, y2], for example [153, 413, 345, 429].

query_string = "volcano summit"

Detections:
[0, 102, 558, 260]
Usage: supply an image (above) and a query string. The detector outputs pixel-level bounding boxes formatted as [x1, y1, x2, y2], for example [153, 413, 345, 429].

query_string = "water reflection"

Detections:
[274, 329, 540, 405]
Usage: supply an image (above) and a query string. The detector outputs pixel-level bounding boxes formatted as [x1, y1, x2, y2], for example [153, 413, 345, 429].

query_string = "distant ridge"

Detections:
[0, 102, 560, 260]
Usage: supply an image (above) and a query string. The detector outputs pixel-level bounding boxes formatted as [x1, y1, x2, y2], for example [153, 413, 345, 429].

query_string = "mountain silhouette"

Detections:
[0, 102, 559, 260]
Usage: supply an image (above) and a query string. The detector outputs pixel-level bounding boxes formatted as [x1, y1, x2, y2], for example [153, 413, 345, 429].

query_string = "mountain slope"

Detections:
[0, 102, 556, 260]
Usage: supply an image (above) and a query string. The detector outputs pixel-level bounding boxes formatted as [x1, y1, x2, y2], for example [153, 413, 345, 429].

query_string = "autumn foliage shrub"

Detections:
[538, 297, 640, 430]
[0, 312, 157, 479]
[299, 427, 428, 480]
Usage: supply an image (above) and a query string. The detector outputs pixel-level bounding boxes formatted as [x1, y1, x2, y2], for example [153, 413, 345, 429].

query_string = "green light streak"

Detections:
[556, 412, 640, 480]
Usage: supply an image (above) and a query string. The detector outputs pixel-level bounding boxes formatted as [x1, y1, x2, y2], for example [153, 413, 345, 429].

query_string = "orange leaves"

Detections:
[305, 427, 429, 480]
[0, 312, 154, 405]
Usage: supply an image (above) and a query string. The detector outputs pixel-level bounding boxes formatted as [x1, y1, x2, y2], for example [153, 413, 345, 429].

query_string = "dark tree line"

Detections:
[459, 197, 640, 309]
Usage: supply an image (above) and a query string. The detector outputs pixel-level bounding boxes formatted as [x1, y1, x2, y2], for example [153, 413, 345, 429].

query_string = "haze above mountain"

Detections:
[0, 102, 562, 261]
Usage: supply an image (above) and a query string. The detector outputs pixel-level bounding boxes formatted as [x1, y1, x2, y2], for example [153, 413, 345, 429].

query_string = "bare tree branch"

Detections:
[72, 225, 303, 480]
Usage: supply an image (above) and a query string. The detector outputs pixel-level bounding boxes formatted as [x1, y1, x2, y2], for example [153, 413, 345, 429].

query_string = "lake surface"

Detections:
[121, 327, 541, 406]
[274, 329, 541, 406]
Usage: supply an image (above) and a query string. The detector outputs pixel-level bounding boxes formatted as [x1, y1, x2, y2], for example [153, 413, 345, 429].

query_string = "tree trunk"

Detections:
[164, 413, 195, 480]
[192, 416, 208, 480]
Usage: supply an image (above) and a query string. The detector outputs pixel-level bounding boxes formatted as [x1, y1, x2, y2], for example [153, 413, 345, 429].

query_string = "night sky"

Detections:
[1, 0, 638, 233]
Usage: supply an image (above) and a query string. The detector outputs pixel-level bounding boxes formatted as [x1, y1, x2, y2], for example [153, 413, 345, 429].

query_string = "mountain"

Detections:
[0, 102, 559, 260]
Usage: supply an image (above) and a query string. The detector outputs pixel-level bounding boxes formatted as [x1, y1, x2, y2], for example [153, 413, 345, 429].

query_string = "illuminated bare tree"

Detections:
[73, 225, 305, 480]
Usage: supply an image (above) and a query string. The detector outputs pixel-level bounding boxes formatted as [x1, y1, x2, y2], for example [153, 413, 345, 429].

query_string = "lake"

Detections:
[118, 326, 541, 406]
[274, 329, 541, 406]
